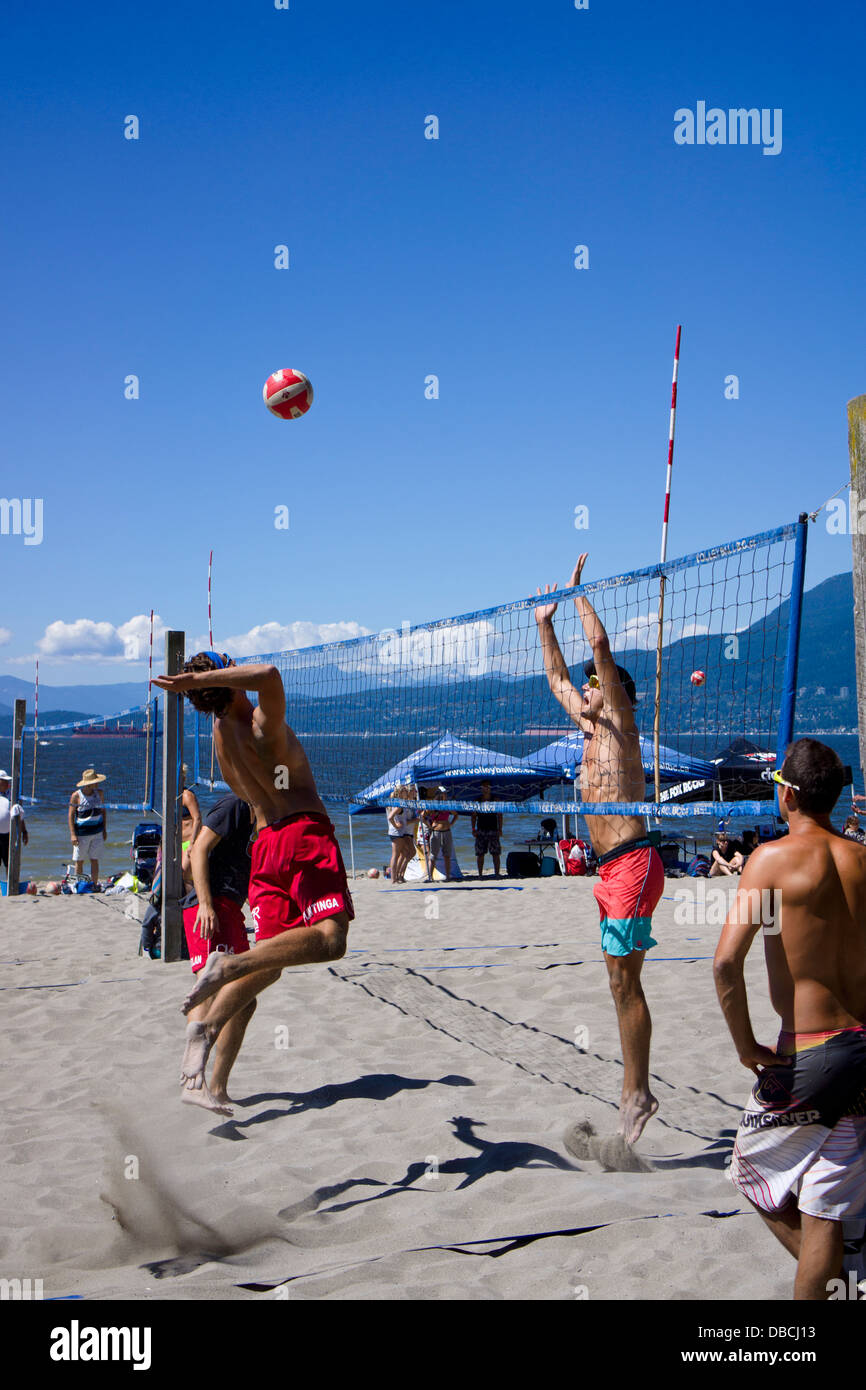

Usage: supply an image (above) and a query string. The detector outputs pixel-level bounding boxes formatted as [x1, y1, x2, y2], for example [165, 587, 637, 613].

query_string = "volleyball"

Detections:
[263, 368, 314, 419]
[690, 669, 706, 686]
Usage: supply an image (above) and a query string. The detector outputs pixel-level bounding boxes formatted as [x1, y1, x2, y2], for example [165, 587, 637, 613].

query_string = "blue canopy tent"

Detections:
[520, 734, 716, 786]
[348, 732, 562, 882]
[350, 731, 558, 810]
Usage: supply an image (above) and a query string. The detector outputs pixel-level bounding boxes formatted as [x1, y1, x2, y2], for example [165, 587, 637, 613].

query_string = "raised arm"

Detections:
[534, 587, 585, 727]
[154, 662, 286, 731]
[569, 554, 635, 730]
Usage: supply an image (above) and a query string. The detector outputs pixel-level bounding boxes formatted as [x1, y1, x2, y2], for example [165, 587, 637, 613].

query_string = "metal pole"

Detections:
[774, 514, 809, 814]
[849, 397, 866, 794]
[347, 810, 356, 879]
[7, 699, 26, 895]
[160, 631, 185, 961]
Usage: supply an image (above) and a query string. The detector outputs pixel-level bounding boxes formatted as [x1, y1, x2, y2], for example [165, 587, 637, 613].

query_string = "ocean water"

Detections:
[1, 731, 862, 885]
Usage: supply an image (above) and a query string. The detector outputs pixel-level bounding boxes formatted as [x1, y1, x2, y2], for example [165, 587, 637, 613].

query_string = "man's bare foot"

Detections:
[209, 1087, 237, 1106]
[181, 1079, 233, 1117]
[180, 1020, 216, 1088]
[182, 952, 231, 1015]
[618, 1091, 659, 1145]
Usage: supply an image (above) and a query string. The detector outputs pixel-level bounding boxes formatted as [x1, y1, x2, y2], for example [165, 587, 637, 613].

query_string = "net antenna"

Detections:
[653, 325, 682, 804]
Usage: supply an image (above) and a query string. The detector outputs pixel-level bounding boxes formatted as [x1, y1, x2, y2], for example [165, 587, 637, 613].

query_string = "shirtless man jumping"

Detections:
[154, 652, 353, 1107]
[535, 554, 664, 1145]
[714, 738, 866, 1300]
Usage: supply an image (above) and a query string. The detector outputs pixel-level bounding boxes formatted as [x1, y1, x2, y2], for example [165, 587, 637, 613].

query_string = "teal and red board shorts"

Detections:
[249, 812, 355, 941]
[183, 894, 250, 974]
[593, 844, 664, 957]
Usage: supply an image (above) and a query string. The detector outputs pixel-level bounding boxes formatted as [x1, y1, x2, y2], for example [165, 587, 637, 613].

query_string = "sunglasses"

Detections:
[771, 769, 800, 792]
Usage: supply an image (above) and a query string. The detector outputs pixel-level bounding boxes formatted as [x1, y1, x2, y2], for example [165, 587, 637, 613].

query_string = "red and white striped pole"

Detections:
[148, 609, 154, 693]
[660, 324, 682, 563]
[208, 550, 214, 648]
[654, 325, 682, 804]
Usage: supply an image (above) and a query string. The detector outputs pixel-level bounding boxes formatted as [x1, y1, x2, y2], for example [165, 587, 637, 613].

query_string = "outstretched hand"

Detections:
[534, 584, 559, 624]
[152, 673, 197, 694]
[568, 553, 588, 589]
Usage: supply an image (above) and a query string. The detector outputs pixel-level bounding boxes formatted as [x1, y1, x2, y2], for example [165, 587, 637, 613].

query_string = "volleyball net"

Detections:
[192, 518, 806, 819]
[22, 699, 162, 812]
[18, 520, 807, 820]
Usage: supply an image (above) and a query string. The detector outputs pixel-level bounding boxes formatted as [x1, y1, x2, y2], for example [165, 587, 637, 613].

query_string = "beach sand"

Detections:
[0, 877, 792, 1301]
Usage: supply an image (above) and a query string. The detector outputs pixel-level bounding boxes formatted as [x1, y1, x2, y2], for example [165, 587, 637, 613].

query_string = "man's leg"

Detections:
[492, 851, 501, 876]
[90, 858, 99, 885]
[183, 968, 282, 1108]
[794, 1214, 844, 1300]
[604, 949, 657, 1144]
[750, 1195, 802, 1259]
[184, 915, 348, 1018]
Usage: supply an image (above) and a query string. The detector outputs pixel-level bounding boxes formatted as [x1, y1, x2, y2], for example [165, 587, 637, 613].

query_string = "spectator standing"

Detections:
[0, 769, 28, 877]
[68, 769, 108, 886]
[472, 781, 502, 878]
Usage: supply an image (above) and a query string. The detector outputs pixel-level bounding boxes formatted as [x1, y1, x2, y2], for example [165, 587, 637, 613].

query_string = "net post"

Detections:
[148, 697, 159, 812]
[848, 397, 866, 794]
[7, 699, 26, 895]
[347, 810, 356, 879]
[773, 513, 809, 812]
[161, 631, 185, 962]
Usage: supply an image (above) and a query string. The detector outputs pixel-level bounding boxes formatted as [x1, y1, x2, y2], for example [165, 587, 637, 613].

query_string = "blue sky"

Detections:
[2, 0, 865, 685]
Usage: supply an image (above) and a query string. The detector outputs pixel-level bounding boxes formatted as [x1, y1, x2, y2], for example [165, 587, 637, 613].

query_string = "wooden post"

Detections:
[7, 699, 26, 895]
[848, 396, 866, 789]
[161, 631, 185, 961]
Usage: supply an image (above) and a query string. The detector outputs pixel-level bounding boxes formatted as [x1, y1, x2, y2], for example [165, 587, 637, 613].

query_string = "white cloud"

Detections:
[35, 614, 168, 663]
[607, 612, 711, 651]
[198, 620, 374, 659]
[0, 627, 10, 646]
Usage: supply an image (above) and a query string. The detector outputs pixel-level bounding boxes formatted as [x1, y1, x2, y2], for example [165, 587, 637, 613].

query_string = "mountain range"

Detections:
[0, 571, 860, 742]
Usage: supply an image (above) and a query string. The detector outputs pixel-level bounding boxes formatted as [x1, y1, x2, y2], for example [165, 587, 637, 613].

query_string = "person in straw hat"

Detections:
[68, 769, 108, 887]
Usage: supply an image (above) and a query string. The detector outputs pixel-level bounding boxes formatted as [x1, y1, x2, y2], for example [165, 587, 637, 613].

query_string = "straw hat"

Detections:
[77, 768, 107, 787]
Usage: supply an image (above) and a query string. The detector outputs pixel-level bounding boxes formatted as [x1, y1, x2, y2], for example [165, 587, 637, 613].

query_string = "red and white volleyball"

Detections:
[690, 669, 706, 687]
[263, 368, 314, 420]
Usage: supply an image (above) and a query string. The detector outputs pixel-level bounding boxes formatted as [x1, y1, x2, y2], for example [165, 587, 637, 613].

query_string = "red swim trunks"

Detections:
[248, 812, 355, 942]
[593, 845, 664, 957]
[183, 894, 251, 974]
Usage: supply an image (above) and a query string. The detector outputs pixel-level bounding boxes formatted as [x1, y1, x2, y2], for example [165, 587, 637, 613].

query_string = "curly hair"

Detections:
[183, 653, 234, 716]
